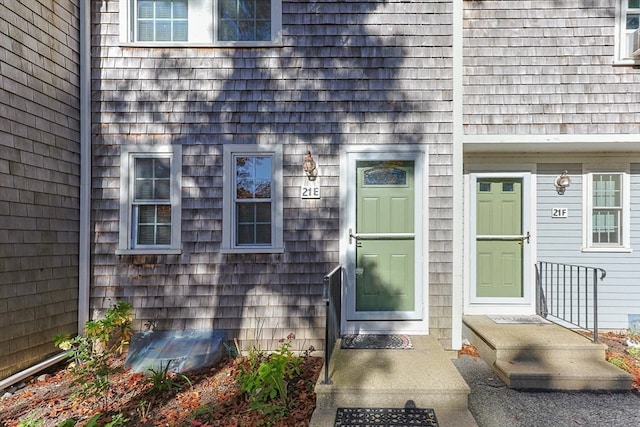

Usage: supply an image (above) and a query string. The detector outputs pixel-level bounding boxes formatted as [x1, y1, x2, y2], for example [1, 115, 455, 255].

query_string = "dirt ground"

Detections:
[0, 354, 322, 427]
[1, 330, 638, 426]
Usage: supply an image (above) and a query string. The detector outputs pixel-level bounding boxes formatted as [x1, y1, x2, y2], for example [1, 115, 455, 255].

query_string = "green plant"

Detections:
[627, 347, 640, 356]
[17, 412, 43, 427]
[57, 419, 76, 427]
[237, 334, 303, 424]
[608, 356, 630, 371]
[84, 413, 129, 427]
[53, 301, 133, 410]
[146, 360, 191, 393]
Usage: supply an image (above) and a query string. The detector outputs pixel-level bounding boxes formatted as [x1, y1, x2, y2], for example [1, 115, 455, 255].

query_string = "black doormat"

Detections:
[335, 407, 438, 426]
[341, 334, 413, 350]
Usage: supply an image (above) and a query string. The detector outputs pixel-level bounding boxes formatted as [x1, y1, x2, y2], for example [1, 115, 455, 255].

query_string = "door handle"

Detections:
[349, 228, 357, 244]
[519, 231, 531, 246]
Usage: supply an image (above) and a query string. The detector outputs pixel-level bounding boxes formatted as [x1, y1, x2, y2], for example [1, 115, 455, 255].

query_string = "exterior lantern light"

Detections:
[555, 170, 571, 195]
[303, 151, 317, 181]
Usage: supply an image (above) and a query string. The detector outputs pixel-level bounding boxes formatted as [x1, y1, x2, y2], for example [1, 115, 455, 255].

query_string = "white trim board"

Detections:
[464, 135, 640, 153]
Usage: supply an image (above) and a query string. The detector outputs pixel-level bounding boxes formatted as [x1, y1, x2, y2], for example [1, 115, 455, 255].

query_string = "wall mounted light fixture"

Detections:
[554, 170, 571, 195]
[303, 151, 317, 181]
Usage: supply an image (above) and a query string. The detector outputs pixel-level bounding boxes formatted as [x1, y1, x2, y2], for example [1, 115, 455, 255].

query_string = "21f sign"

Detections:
[551, 207, 568, 218]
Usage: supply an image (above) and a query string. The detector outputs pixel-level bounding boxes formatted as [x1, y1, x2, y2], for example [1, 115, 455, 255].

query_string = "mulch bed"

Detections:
[0, 355, 323, 427]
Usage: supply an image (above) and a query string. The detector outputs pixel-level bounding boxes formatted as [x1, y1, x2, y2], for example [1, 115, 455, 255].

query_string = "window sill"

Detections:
[581, 247, 633, 254]
[116, 248, 182, 255]
[118, 41, 283, 49]
[220, 247, 285, 254]
[613, 58, 640, 67]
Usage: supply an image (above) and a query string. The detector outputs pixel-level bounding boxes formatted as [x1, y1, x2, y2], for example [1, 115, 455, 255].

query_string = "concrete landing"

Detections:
[311, 335, 477, 427]
[463, 315, 633, 391]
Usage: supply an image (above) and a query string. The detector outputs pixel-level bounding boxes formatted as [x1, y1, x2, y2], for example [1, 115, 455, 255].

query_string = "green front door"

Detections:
[476, 178, 524, 298]
[355, 161, 415, 313]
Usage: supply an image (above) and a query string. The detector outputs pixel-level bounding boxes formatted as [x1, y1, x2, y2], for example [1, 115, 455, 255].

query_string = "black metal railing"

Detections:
[536, 261, 606, 343]
[321, 265, 342, 385]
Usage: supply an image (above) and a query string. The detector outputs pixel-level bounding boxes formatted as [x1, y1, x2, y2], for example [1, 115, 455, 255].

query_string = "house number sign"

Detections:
[551, 207, 568, 218]
[301, 186, 320, 199]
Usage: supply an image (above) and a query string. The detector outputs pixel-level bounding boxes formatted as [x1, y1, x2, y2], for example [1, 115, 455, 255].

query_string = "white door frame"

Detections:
[340, 145, 429, 335]
[464, 168, 537, 315]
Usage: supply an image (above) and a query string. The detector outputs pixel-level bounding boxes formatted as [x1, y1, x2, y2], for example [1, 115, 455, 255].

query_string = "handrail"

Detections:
[321, 265, 342, 385]
[536, 261, 605, 343]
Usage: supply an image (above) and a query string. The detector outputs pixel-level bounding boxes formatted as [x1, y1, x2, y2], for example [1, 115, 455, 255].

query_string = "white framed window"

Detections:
[222, 145, 283, 253]
[616, 0, 640, 63]
[117, 145, 182, 254]
[120, 0, 282, 46]
[583, 167, 630, 252]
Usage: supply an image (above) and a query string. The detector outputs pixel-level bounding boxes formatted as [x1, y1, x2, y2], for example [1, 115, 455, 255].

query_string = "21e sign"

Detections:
[301, 186, 320, 199]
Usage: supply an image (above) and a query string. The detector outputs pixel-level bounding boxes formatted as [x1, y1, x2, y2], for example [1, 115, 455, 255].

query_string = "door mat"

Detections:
[335, 407, 438, 426]
[340, 334, 413, 350]
[488, 315, 551, 324]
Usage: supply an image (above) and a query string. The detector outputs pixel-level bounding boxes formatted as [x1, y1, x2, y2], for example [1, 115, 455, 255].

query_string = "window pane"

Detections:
[219, 0, 271, 41]
[138, 21, 154, 41]
[235, 156, 272, 199]
[627, 14, 639, 30]
[136, 158, 154, 178]
[136, 205, 171, 245]
[238, 0, 255, 19]
[138, 205, 156, 223]
[135, 158, 171, 200]
[138, 1, 155, 18]
[155, 158, 170, 178]
[593, 209, 620, 244]
[155, 180, 171, 199]
[593, 174, 621, 207]
[138, 225, 156, 245]
[630, 0, 640, 10]
[135, 181, 154, 199]
[156, 21, 172, 41]
[157, 205, 172, 223]
[255, 224, 271, 244]
[174, 21, 188, 41]
[156, 225, 172, 245]
[236, 202, 271, 245]
[256, 0, 271, 18]
[137, 0, 189, 42]
[174, 0, 188, 18]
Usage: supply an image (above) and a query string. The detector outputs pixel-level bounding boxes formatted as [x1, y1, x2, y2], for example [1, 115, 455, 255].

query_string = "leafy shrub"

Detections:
[237, 334, 303, 424]
[53, 301, 133, 410]
[147, 360, 192, 393]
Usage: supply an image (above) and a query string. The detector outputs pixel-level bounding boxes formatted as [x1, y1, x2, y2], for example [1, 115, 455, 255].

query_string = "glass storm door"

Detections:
[351, 160, 416, 317]
[476, 178, 528, 298]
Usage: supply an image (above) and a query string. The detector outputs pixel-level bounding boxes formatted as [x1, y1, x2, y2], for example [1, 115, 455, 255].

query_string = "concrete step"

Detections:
[311, 335, 476, 426]
[463, 315, 633, 391]
[494, 358, 633, 390]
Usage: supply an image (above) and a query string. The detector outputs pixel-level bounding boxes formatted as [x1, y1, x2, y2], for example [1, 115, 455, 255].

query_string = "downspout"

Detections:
[78, 0, 91, 329]
[451, 0, 464, 350]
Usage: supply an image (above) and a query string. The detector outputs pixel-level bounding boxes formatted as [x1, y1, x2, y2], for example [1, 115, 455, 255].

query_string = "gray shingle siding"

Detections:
[0, 1, 80, 380]
[464, 0, 640, 135]
[91, 0, 454, 350]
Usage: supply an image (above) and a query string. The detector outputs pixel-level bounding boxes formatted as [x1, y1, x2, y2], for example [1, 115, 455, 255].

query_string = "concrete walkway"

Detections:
[311, 335, 477, 426]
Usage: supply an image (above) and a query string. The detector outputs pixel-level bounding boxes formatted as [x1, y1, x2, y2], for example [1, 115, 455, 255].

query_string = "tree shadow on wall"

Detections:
[91, 0, 440, 352]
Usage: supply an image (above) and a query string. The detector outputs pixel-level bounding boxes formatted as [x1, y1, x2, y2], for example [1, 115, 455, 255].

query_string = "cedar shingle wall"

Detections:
[0, 1, 80, 380]
[91, 0, 454, 350]
[464, 0, 640, 135]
